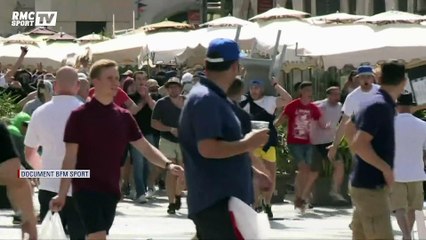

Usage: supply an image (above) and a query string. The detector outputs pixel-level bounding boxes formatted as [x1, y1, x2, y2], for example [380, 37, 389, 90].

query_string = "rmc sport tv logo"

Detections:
[11, 11, 57, 27]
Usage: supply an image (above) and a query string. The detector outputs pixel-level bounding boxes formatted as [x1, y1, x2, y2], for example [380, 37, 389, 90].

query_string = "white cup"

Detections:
[251, 121, 269, 130]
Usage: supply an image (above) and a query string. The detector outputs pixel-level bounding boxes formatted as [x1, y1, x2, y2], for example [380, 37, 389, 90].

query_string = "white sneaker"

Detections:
[145, 189, 156, 199]
[135, 194, 148, 203]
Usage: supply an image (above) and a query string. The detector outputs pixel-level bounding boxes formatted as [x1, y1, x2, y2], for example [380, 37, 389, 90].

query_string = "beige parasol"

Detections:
[249, 6, 309, 22]
[135, 19, 194, 33]
[200, 15, 252, 27]
[308, 11, 367, 24]
[355, 10, 425, 25]
[77, 33, 110, 43]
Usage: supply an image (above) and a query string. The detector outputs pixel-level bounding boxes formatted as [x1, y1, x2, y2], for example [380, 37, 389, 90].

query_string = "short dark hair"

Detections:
[133, 71, 148, 79]
[326, 86, 340, 94]
[380, 60, 406, 86]
[227, 78, 244, 97]
[205, 52, 236, 72]
[293, 82, 301, 92]
[300, 81, 313, 90]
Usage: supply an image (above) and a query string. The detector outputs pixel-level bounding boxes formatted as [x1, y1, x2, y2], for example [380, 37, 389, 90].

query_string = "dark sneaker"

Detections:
[158, 180, 166, 190]
[12, 215, 21, 225]
[121, 183, 130, 196]
[264, 204, 273, 219]
[167, 203, 176, 214]
[175, 195, 182, 210]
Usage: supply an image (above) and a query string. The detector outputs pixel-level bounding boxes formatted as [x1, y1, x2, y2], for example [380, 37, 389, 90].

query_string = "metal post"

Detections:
[200, 0, 208, 23]
[234, 25, 242, 42]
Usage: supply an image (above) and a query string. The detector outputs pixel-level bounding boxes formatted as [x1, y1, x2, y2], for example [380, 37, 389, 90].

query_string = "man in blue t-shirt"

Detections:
[179, 38, 271, 239]
[348, 61, 407, 240]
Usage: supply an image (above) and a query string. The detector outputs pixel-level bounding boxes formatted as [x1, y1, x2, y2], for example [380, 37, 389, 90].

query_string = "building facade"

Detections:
[0, 0, 198, 37]
[232, 0, 426, 19]
[273, 0, 426, 16]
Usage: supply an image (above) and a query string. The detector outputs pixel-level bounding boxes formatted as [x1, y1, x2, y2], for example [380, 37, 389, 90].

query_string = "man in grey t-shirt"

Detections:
[310, 86, 346, 202]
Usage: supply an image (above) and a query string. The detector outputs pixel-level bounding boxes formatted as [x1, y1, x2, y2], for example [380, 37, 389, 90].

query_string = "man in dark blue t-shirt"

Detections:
[348, 61, 407, 240]
[179, 38, 270, 239]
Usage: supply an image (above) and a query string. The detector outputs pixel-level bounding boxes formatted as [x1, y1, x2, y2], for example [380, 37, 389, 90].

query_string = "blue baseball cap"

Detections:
[250, 80, 265, 87]
[206, 38, 246, 63]
[356, 65, 374, 76]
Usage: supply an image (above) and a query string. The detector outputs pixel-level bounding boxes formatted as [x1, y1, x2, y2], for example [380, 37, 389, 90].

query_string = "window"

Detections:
[76, 21, 106, 38]
[316, 0, 340, 15]
[349, 0, 357, 14]
[373, 0, 386, 14]
[285, 0, 293, 9]
[304, 0, 311, 14]
[398, 0, 408, 11]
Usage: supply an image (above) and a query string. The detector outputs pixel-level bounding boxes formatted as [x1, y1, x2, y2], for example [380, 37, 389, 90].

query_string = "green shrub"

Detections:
[276, 125, 352, 177]
[276, 126, 296, 176]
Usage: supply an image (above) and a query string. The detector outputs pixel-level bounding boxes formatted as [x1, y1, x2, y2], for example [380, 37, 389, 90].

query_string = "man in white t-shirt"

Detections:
[240, 78, 292, 219]
[310, 86, 346, 202]
[328, 65, 380, 160]
[24, 66, 85, 239]
[391, 91, 426, 240]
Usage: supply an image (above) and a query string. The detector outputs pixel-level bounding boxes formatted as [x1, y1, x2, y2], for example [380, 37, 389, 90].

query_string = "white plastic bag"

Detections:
[228, 197, 270, 239]
[39, 211, 67, 240]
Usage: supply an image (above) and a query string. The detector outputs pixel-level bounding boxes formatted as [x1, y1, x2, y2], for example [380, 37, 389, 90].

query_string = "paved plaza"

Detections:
[0, 191, 413, 239]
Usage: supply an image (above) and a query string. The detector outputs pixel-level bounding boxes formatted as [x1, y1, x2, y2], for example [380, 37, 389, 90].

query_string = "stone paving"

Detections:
[0, 191, 413, 239]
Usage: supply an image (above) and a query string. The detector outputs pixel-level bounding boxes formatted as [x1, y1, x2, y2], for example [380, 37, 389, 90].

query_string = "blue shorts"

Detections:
[288, 144, 313, 165]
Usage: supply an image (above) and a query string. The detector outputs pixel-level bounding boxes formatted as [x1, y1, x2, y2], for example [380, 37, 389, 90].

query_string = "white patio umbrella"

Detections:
[255, 19, 319, 54]
[308, 11, 367, 24]
[200, 15, 252, 27]
[306, 24, 426, 69]
[355, 10, 425, 25]
[189, 23, 258, 50]
[44, 41, 86, 66]
[176, 44, 206, 66]
[135, 19, 194, 33]
[249, 6, 309, 23]
[138, 31, 190, 63]
[77, 33, 110, 43]
[2, 33, 38, 45]
[90, 32, 147, 64]
[0, 43, 62, 69]
[295, 24, 376, 57]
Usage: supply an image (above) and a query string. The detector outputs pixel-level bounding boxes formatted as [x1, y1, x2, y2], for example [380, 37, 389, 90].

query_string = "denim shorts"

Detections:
[287, 144, 313, 165]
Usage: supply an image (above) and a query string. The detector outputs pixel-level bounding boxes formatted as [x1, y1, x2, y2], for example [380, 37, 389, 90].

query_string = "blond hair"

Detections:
[89, 59, 118, 80]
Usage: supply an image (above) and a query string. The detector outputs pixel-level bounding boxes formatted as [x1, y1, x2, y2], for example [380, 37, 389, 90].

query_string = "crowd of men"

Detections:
[0, 38, 425, 240]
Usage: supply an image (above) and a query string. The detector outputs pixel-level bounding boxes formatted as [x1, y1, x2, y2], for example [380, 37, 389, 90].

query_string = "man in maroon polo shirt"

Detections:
[50, 59, 184, 240]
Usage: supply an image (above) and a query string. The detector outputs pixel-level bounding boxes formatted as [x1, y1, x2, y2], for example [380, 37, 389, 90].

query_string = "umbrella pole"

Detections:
[269, 30, 282, 79]
[234, 25, 242, 42]
[132, 11, 135, 30]
[112, 14, 115, 38]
